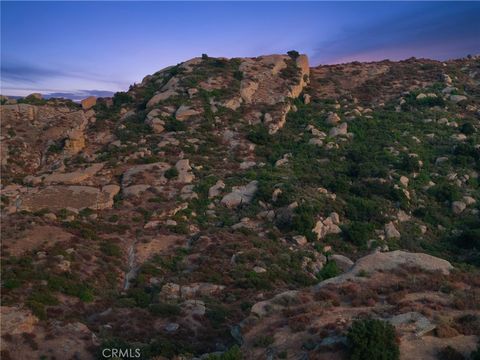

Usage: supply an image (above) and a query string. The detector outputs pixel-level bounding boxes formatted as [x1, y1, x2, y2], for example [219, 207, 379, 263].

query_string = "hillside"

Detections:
[1, 53, 479, 360]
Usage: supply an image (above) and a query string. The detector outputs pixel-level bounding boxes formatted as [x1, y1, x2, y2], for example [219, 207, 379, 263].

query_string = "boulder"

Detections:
[385, 221, 401, 239]
[159, 282, 180, 300]
[81, 96, 97, 110]
[293, 235, 308, 246]
[330, 254, 354, 272]
[175, 159, 194, 183]
[329, 122, 348, 137]
[38, 163, 104, 185]
[175, 105, 201, 121]
[450, 94, 468, 103]
[312, 213, 342, 240]
[208, 180, 225, 198]
[303, 93, 311, 104]
[452, 201, 466, 214]
[147, 89, 177, 107]
[221, 181, 258, 208]
[240, 79, 258, 103]
[326, 112, 341, 125]
[388, 312, 435, 337]
[316, 250, 453, 288]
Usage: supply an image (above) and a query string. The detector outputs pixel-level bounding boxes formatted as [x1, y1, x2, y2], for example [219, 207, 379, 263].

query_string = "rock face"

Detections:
[238, 54, 309, 134]
[317, 250, 453, 288]
[25, 163, 104, 185]
[17, 185, 120, 212]
[221, 180, 258, 208]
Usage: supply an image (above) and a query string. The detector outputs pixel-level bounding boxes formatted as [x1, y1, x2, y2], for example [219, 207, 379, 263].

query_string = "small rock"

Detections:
[451, 201, 466, 214]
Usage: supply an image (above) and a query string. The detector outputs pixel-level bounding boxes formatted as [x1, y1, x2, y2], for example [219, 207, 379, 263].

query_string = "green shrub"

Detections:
[164, 119, 187, 132]
[291, 204, 318, 240]
[100, 242, 121, 257]
[149, 303, 181, 317]
[347, 318, 399, 360]
[164, 167, 179, 179]
[343, 222, 375, 247]
[112, 91, 133, 107]
[460, 122, 475, 135]
[317, 261, 340, 281]
[471, 342, 480, 360]
[438, 346, 465, 360]
[253, 335, 274, 348]
[287, 50, 300, 59]
[247, 125, 270, 145]
[205, 346, 242, 360]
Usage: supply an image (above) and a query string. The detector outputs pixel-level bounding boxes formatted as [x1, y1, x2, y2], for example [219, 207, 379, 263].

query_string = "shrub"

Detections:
[317, 261, 340, 281]
[287, 50, 300, 60]
[112, 92, 133, 107]
[149, 303, 181, 317]
[343, 221, 375, 247]
[247, 125, 270, 145]
[438, 346, 465, 360]
[347, 318, 399, 360]
[100, 242, 121, 257]
[164, 167, 179, 179]
[253, 335, 274, 348]
[164, 119, 187, 132]
[460, 122, 475, 135]
[205, 346, 242, 360]
[471, 342, 480, 360]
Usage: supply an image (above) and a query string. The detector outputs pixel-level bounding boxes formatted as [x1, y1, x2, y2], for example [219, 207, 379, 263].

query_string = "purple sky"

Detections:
[1, 1, 479, 97]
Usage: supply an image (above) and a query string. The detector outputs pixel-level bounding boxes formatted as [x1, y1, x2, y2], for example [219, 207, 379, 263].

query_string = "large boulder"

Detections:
[175, 105, 202, 121]
[221, 181, 258, 208]
[316, 250, 453, 288]
[81, 96, 96, 110]
[147, 88, 177, 107]
[175, 159, 194, 183]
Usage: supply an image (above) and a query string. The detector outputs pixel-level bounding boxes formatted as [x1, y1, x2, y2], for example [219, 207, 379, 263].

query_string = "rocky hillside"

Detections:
[1, 53, 479, 360]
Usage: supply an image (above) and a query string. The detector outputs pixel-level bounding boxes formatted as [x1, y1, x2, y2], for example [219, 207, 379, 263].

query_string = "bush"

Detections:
[343, 221, 375, 247]
[164, 119, 187, 132]
[438, 346, 465, 360]
[247, 125, 270, 145]
[317, 261, 340, 281]
[347, 318, 399, 360]
[472, 342, 480, 360]
[205, 346, 242, 360]
[149, 303, 181, 317]
[164, 167, 179, 179]
[460, 122, 475, 135]
[287, 50, 300, 60]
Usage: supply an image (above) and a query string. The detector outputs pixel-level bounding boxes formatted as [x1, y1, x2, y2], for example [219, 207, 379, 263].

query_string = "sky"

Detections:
[1, 1, 479, 98]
